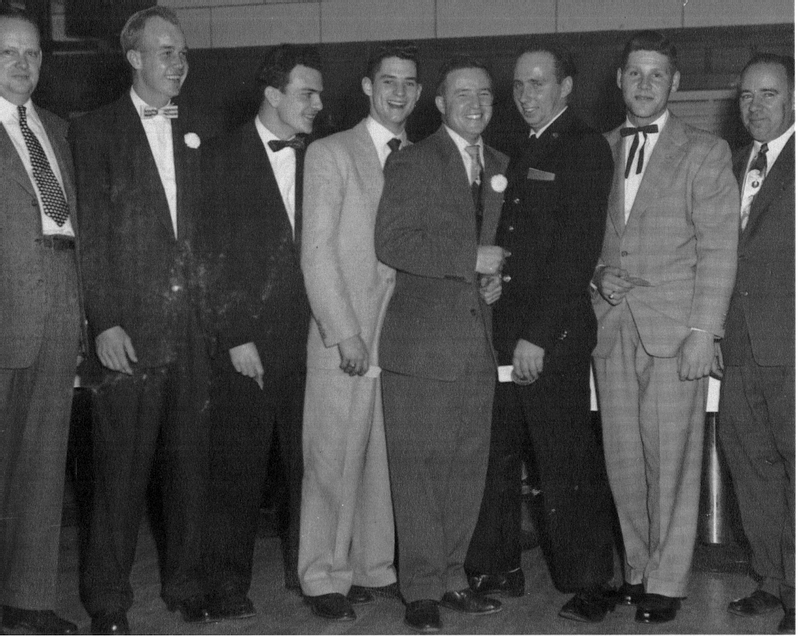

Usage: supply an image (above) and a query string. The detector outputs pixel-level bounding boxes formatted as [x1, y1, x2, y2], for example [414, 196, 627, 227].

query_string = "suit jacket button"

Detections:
[513, 198, 520, 204]
[470, 308, 477, 316]
[508, 226, 514, 232]
[31, 199, 38, 207]
[621, 250, 628, 257]
[739, 290, 749, 296]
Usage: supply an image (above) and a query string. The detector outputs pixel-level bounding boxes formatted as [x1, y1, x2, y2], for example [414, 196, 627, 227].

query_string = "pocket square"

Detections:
[527, 168, 555, 181]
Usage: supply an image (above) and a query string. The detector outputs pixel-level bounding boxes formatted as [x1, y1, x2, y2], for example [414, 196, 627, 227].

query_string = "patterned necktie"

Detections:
[741, 143, 769, 230]
[466, 145, 484, 239]
[268, 136, 306, 152]
[749, 142, 769, 175]
[18, 105, 70, 227]
[621, 124, 659, 178]
[141, 104, 178, 119]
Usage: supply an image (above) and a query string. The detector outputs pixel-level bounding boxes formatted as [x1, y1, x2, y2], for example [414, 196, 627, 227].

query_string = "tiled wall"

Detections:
[156, 0, 793, 49]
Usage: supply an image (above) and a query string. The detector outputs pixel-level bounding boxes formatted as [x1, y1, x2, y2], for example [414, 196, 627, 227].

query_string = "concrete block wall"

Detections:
[155, 0, 793, 50]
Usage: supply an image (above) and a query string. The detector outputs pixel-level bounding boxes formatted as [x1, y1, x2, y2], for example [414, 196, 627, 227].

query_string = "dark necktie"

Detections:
[466, 145, 484, 240]
[387, 137, 402, 154]
[621, 124, 659, 178]
[268, 137, 306, 152]
[18, 105, 70, 227]
[749, 142, 769, 175]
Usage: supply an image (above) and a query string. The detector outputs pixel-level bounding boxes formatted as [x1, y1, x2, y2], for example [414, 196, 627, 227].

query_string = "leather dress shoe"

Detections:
[2, 607, 77, 635]
[617, 581, 645, 606]
[166, 594, 214, 623]
[440, 588, 502, 615]
[404, 600, 441, 633]
[467, 569, 524, 597]
[778, 608, 795, 634]
[558, 588, 617, 623]
[728, 590, 782, 617]
[635, 593, 681, 624]
[347, 585, 376, 605]
[90, 611, 130, 635]
[207, 594, 256, 621]
[305, 593, 356, 621]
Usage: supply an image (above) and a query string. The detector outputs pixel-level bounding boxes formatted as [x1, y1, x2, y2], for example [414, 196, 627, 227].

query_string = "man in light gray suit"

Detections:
[298, 43, 421, 621]
[0, 6, 81, 634]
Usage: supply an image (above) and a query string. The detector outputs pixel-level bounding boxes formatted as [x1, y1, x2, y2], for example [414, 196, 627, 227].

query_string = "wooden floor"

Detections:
[46, 509, 786, 636]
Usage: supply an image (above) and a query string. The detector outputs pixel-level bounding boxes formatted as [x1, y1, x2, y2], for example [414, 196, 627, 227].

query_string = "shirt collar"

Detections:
[751, 123, 795, 162]
[444, 124, 483, 154]
[129, 88, 173, 119]
[530, 106, 568, 138]
[624, 108, 669, 135]
[366, 115, 406, 147]
[0, 95, 34, 122]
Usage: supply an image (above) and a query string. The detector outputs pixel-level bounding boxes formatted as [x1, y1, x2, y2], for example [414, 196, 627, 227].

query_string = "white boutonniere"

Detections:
[491, 174, 508, 193]
[184, 133, 201, 149]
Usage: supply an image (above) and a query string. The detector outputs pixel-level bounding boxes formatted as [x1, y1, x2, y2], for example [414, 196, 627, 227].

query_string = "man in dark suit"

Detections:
[70, 7, 209, 634]
[196, 44, 322, 620]
[0, 6, 81, 635]
[375, 56, 508, 633]
[718, 53, 794, 635]
[464, 44, 617, 624]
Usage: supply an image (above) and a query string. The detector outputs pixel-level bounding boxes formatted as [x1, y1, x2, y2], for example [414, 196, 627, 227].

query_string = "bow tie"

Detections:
[141, 105, 178, 119]
[620, 124, 658, 137]
[268, 137, 306, 152]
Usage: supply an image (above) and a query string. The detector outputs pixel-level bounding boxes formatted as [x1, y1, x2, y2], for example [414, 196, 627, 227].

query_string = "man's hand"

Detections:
[711, 340, 724, 379]
[476, 246, 510, 275]
[512, 339, 545, 384]
[479, 274, 502, 305]
[595, 266, 634, 305]
[338, 334, 369, 376]
[96, 326, 137, 374]
[229, 342, 264, 389]
[677, 330, 715, 381]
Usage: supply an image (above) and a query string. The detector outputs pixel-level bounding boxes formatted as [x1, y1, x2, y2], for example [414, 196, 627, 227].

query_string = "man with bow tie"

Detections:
[717, 53, 794, 635]
[195, 43, 322, 621]
[0, 6, 82, 635]
[70, 7, 209, 634]
[591, 31, 739, 625]
[464, 44, 617, 625]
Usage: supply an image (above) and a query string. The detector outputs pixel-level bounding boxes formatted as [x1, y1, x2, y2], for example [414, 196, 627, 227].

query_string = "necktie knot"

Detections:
[268, 136, 306, 152]
[466, 144, 482, 184]
[141, 104, 178, 119]
[620, 124, 659, 137]
[622, 124, 659, 178]
[387, 138, 402, 154]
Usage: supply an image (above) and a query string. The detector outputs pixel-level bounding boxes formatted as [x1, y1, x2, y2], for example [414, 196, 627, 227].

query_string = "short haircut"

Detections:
[0, 3, 40, 36]
[740, 52, 794, 92]
[120, 6, 182, 56]
[619, 30, 678, 75]
[435, 55, 492, 97]
[257, 44, 322, 92]
[364, 42, 419, 82]
[516, 43, 577, 84]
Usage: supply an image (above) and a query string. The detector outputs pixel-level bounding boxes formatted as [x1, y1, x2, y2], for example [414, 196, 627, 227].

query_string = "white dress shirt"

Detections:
[740, 123, 795, 225]
[444, 125, 485, 183]
[130, 89, 178, 237]
[255, 116, 299, 236]
[0, 95, 75, 237]
[366, 116, 406, 169]
[623, 109, 669, 223]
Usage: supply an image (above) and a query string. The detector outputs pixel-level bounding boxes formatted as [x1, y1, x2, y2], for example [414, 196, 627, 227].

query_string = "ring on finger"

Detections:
[609, 292, 615, 300]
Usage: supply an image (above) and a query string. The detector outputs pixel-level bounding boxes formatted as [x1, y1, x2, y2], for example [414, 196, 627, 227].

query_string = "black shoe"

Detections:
[635, 593, 681, 624]
[617, 581, 645, 606]
[166, 594, 214, 623]
[369, 582, 401, 599]
[466, 569, 524, 597]
[440, 588, 503, 615]
[207, 594, 256, 621]
[559, 588, 617, 623]
[347, 586, 376, 605]
[404, 600, 441, 633]
[90, 611, 130, 635]
[305, 593, 356, 621]
[2, 607, 78, 635]
[779, 609, 795, 634]
[728, 590, 782, 617]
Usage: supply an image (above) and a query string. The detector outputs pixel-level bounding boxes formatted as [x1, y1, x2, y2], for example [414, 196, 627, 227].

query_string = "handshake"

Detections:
[476, 245, 510, 306]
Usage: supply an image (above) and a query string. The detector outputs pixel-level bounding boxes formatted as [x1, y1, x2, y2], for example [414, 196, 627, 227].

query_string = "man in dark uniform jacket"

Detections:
[465, 44, 618, 624]
[718, 53, 795, 635]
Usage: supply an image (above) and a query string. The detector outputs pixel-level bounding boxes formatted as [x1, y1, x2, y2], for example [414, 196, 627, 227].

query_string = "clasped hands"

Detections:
[477, 245, 510, 306]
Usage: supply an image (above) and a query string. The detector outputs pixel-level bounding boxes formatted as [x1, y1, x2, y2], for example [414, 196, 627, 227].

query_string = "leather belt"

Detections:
[37, 235, 75, 250]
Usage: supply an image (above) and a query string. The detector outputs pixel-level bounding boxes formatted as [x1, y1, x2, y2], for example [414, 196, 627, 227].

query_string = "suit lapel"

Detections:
[627, 114, 685, 226]
[745, 134, 794, 237]
[172, 102, 189, 241]
[606, 128, 626, 237]
[436, 126, 476, 232]
[352, 119, 384, 196]
[481, 147, 505, 244]
[0, 125, 36, 197]
[38, 109, 78, 223]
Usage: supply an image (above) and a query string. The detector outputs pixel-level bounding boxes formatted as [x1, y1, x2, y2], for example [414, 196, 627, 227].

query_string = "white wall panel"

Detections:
[684, 0, 793, 27]
[320, 0, 435, 43]
[558, 0, 682, 32]
[436, 0, 555, 38]
[176, 8, 212, 48]
[211, 2, 320, 47]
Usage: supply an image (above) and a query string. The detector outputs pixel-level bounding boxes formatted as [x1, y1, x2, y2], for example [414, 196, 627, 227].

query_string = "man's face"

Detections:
[362, 56, 421, 135]
[739, 62, 794, 143]
[128, 16, 188, 107]
[0, 18, 41, 106]
[435, 66, 493, 144]
[512, 51, 572, 132]
[617, 49, 680, 126]
[270, 64, 323, 138]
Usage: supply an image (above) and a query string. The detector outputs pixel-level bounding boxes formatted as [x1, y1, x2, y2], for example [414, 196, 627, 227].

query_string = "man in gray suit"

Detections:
[299, 42, 421, 621]
[375, 56, 508, 633]
[0, 6, 81, 634]
[718, 53, 794, 635]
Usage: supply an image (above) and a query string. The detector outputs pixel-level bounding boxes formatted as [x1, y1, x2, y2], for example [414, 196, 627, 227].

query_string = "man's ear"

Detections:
[361, 76, 373, 99]
[670, 70, 681, 94]
[435, 95, 446, 117]
[127, 49, 142, 71]
[264, 85, 282, 108]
